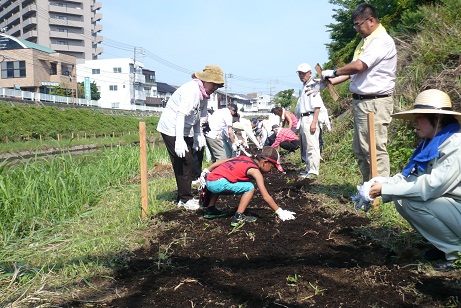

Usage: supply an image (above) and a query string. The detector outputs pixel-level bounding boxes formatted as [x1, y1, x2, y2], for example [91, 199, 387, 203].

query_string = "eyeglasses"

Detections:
[353, 17, 371, 29]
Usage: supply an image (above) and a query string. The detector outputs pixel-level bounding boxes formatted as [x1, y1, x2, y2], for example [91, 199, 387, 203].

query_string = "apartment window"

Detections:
[58, 28, 68, 33]
[1, 61, 26, 79]
[109, 85, 118, 91]
[113, 67, 121, 73]
[57, 16, 68, 20]
[56, 40, 68, 45]
[111, 102, 120, 109]
[92, 69, 100, 74]
[50, 63, 57, 75]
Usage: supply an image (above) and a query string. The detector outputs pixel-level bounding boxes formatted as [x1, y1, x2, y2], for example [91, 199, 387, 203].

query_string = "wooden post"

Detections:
[139, 122, 149, 219]
[367, 113, 379, 208]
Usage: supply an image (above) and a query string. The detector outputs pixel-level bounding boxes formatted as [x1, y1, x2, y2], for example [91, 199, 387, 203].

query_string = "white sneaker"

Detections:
[191, 179, 200, 186]
[177, 198, 200, 210]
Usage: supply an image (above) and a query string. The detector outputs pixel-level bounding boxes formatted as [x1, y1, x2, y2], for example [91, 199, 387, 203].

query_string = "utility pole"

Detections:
[132, 47, 136, 105]
[225, 73, 233, 105]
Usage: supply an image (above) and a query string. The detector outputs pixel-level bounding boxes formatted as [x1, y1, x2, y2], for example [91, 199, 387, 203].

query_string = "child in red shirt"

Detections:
[200, 147, 296, 226]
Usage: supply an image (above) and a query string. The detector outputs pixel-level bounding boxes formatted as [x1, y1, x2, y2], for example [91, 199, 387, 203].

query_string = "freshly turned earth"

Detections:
[66, 162, 460, 307]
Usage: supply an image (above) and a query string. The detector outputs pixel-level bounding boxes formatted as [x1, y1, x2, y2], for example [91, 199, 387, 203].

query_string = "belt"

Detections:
[300, 112, 311, 117]
[352, 93, 391, 100]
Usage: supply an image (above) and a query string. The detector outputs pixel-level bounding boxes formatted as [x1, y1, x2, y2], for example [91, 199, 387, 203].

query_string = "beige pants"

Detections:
[299, 115, 320, 175]
[352, 96, 393, 182]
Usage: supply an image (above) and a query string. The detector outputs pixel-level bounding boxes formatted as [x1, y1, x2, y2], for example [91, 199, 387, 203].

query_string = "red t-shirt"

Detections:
[207, 156, 259, 183]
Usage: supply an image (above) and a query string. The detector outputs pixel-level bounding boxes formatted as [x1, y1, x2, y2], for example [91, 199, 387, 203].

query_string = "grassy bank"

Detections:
[0, 143, 175, 305]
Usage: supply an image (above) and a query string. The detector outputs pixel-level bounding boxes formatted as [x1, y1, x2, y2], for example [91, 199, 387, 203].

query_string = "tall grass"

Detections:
[0, 144, 174, 305]
[0, 144, 169, 247]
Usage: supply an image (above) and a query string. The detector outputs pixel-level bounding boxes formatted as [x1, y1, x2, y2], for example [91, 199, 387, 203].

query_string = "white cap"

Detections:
[297, 63, 311, 73]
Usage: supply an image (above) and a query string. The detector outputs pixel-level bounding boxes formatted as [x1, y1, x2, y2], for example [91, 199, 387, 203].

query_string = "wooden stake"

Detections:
[367, 112, 379, 209]
[139, 122, 149, 219]
[314, 63, 340, 101]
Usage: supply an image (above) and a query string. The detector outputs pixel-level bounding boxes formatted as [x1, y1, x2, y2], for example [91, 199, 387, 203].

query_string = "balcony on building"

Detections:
[93, 24, 103, 33]
[22, 29, 38, 40]
[92, 35, 103, 44]
[22, 16, 37, 28]
[21, 3, 37, 15]
[92, 13, 102, 22]
[92, 2, 102, 11]
[93, 46, 103, 56]
[48, 4, 83, 16]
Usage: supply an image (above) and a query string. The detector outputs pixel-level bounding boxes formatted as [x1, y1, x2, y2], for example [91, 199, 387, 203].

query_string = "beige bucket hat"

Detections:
[194, 65, 225, 87]
[391, 89, 461, 121]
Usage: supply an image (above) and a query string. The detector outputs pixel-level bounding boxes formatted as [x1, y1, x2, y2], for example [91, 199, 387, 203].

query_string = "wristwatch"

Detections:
[333, 68, 338, 77]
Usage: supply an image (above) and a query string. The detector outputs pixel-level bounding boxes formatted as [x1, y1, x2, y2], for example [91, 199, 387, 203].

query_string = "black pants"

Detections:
[265, 133, 276, 146]
[161, 133, 194, 203]
[280, 139, 300, 152]
[192, 147, 205, 180]
[319, 126, 323, 154]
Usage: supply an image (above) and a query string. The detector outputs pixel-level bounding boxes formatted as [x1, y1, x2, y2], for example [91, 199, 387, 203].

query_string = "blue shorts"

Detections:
[206, 178, 254, 195]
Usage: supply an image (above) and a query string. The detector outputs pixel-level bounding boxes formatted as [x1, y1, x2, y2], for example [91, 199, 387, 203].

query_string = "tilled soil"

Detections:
[67, 164, 460, 307]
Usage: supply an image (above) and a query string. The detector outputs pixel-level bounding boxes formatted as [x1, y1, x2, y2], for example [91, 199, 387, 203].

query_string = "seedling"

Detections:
[286, 274, 301, 286]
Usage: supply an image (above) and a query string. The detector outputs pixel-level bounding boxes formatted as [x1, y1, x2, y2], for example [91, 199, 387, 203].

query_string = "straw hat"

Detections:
[391, 89, 461, 121]
[194, 65, 224, 87]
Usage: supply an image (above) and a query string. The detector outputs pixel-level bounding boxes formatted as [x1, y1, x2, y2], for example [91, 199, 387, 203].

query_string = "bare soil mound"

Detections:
[66, 163, 460, 307]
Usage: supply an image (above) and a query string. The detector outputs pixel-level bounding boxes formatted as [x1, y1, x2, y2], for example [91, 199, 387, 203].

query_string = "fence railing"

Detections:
[0, 88, 164, 112]
[0, 88, 271, 116]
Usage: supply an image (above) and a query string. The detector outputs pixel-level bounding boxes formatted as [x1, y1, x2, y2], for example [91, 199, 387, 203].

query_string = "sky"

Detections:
[100, 1, 338, 96]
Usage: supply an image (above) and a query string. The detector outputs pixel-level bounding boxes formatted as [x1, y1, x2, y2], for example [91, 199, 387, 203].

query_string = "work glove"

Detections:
[353, 176, 387, 212]
[232, 142, 239, 152]
[199, 168, 210, 190]
[276, 208, 296, 221]
[175, 137, 188, 158]
[321, 69, 336, 79]
[175, 113, 188, 157]
[193, 133, 207, 151]
[305, 79, 326, 97]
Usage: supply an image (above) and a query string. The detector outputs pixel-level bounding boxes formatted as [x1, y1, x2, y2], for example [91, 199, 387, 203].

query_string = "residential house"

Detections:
[0, 33, 76, 95]
[0, 0, 103, 62]
[76, 58, 146, 110]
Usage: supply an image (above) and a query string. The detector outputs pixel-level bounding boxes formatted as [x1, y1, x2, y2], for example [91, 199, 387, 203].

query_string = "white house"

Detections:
[76, 58, 146, 110]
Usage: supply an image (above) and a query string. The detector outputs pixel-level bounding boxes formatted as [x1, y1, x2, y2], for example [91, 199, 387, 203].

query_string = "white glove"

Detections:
[175, 137, 188, 158]
[305, 79, 326, 97]
[175, 113, 188, 157]
[276, 208, 296, 221]
[321, 69, 336, 79]
[232, 142, 238, 152]
[354, 177, 387, 211]
[199, 168, 210, 189]
[193, 133, 207, 151]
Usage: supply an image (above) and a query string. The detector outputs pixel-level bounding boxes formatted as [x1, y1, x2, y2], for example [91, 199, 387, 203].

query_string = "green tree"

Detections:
[325, 0, 438, 67]
[274, 89, 296, 110]
[50, 83, 72, 97]
[77, 81, 101, 100]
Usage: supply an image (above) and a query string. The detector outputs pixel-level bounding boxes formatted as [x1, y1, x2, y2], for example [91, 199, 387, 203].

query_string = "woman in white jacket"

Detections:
[367, 89, 461, 271]
[157, 65, 224, 210]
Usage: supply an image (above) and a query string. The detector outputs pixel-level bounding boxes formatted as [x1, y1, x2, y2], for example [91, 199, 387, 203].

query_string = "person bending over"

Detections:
[200, 147, 296, 226]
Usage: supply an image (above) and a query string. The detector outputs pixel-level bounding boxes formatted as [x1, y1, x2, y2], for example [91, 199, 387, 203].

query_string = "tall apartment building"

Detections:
[0, 0, 103, 63]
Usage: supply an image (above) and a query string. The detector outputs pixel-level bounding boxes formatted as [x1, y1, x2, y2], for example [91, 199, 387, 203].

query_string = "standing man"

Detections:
[205, 103, 238, 162]
[322, 3, 397, 182]
[295, 63, 325, 179]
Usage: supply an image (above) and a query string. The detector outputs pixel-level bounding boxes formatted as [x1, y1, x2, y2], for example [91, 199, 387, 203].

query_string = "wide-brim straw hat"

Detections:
[194, 65, 225, 87]
[391, 89, 461, 121]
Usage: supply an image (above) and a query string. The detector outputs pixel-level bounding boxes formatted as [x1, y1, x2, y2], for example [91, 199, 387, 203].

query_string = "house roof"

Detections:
[0, 34, 56, 53]
[157, 82, 177, 94]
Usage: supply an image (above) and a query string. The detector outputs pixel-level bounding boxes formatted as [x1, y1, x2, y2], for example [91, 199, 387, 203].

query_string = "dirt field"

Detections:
[67, 162, 460, 307]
